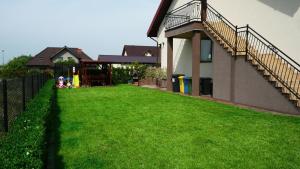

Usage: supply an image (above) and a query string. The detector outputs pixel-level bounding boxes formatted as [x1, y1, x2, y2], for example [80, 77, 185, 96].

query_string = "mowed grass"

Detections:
[57, 85, 300, 169]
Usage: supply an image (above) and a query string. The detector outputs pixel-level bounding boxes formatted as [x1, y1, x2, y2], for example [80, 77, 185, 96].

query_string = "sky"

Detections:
[0, 0, 160, 62]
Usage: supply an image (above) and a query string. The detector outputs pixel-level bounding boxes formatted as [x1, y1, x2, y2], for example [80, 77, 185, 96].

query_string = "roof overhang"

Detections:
[97, 55, 158, 64]
[147, 0, 173, 37]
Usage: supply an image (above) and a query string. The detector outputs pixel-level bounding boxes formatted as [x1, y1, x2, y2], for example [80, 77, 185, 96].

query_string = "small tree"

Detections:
[155, 67, 167, 80]
[145, 67, 167, 80]
[0, 55, 32, 78]
[130, 61, 148, 85]
[145, 67, 156, 79]
[112, 67, 132, 84]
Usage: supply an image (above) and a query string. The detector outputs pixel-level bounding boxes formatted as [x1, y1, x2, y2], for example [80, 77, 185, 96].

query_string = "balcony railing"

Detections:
[165, 0, 202, 30]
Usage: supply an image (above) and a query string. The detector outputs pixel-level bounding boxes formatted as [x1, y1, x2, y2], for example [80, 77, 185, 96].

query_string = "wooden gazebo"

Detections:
[80, 55, 158, 86]
[80, 60, 112, 86]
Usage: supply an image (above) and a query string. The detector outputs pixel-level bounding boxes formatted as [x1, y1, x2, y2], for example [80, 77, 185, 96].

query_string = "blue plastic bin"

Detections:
[183, 76, 189, 94]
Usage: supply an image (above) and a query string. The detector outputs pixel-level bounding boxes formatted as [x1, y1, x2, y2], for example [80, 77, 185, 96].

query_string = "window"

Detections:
[144, 51, 152, 57]
[201, 40, 212, 62]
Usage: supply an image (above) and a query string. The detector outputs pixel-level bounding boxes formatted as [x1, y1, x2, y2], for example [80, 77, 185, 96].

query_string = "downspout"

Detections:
[149, 37, 161, 87]
[149, 37, 160, 67]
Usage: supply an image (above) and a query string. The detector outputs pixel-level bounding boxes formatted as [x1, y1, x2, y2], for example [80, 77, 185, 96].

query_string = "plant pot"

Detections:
[159, 79, 167, 88]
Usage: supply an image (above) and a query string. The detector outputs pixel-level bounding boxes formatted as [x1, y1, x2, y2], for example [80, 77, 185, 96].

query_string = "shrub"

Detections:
[145, 67, 167, 80]
[54, 58, 76, 66]
[129, 62, 148, 80]
[112, 66, 132, 84]
[112, 63, 150, 85]
[27, 68, 42, 75]
[145, 67, 156, 79]
[43, 69, 54, 78]
[156, 68, 167, 80]
[0, 80, 54, 169]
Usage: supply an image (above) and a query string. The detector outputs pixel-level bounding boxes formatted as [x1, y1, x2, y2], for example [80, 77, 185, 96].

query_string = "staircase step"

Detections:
[278, 87, 300, 107]
[289, 94, 298, 102]
[268, 76, 278, 82]
[263, 70, 271, 76]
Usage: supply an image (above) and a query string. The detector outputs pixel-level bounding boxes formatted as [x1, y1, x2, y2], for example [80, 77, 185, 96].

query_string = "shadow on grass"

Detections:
[44, 87, 65, 169]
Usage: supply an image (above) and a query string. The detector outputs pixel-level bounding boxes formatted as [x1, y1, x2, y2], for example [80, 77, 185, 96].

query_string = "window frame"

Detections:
[200, 39, 213, 63]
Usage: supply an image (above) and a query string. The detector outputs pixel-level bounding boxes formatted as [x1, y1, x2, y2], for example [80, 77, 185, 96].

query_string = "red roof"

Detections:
[27, 47, 93, 67]
[147, 0, 173, 37]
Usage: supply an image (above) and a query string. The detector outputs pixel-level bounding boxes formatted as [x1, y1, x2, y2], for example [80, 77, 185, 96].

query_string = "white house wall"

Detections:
[157, 0, 213, 78]
[209, 0, 300, 63]
[158, 0, 190, 71]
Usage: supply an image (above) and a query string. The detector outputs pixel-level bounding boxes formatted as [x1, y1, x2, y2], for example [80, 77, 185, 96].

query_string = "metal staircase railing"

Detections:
[243, 26, 300, 99]
[205, 3, 300, 100]
[205, 4, 237, 50]
[165, 1, 300, 101]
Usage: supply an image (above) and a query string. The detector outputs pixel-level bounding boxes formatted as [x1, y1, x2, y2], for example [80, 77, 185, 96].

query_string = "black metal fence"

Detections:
[0, 74, 49, 132]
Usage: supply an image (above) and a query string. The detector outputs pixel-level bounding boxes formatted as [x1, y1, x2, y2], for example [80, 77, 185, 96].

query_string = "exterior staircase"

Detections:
[165, 0, 300, 109]
[203, 4, 300, 108]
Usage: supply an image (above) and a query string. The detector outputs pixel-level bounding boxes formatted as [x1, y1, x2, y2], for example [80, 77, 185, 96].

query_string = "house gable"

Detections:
[52, 51, 79, 63]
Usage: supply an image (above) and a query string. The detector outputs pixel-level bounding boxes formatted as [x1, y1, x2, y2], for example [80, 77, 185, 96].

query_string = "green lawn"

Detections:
[56, 85, 300, 169]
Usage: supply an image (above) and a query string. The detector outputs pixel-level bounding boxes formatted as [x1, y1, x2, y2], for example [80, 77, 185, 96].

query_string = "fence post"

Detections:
[39, 74, 41, 89]
[31, 75, 34, 98]
[40, 74, 42, 88]
[2, 79, 8, 132]
[37, 75, 39, 91]
[42, 73, 44, 85]
[40, 74, 44, 88]
[37, 74, 40, 91]
[22, 77, 26, 111]
[43, 74, 45, 85]
[235, 25, 238, 60]
[245, 24, 249, 61]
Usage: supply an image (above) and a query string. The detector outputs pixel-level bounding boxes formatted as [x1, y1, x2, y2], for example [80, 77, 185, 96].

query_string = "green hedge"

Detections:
[0, 80, 54, 169]
[112, 67, 132, 84]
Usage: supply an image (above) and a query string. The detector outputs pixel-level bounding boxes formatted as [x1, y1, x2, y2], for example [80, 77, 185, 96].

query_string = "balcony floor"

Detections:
[165, 21, 204, 38]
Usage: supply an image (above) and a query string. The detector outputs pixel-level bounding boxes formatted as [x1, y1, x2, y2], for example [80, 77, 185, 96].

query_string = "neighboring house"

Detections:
[97, 45, 160, 67]
[147, 0, 300, 114]
[122, 45, 159, 57]
[27, 46, 93, 69]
